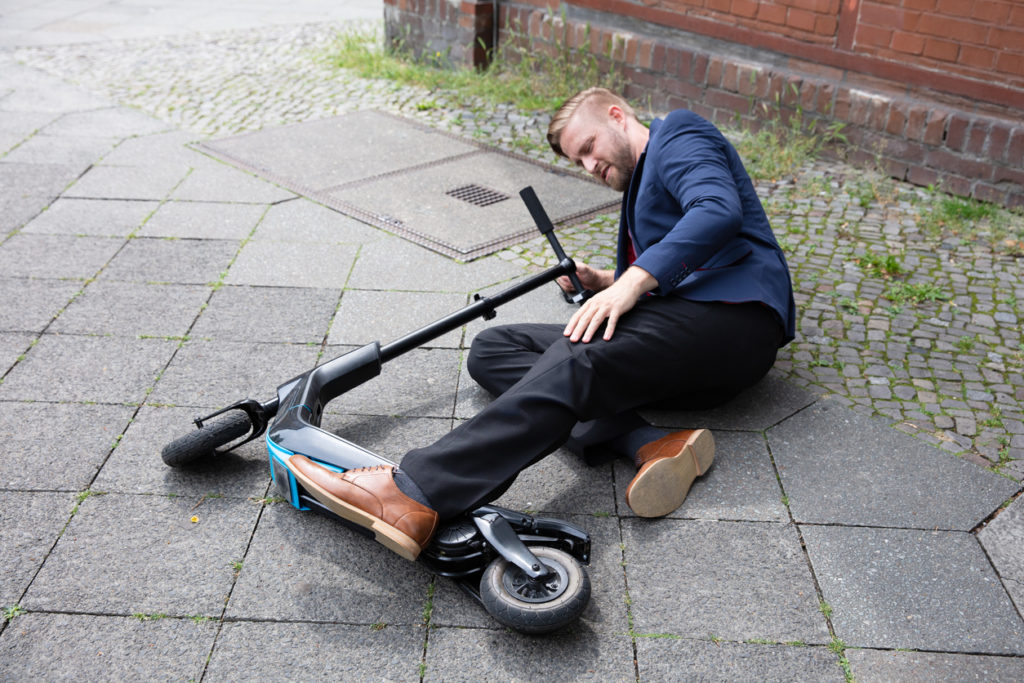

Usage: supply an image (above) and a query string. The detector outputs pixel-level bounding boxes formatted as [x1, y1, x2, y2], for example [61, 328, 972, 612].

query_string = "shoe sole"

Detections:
[285, 458, 422, 561]
[626, 429, 715, 518]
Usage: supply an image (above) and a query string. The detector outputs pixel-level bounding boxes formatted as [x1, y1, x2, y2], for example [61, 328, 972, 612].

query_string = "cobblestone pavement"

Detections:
[15, 21, 1023, 481]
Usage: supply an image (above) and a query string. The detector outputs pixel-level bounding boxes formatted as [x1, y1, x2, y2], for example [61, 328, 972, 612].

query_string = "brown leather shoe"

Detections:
[285, 455, 438, 561]
[625, 429, 714, 518]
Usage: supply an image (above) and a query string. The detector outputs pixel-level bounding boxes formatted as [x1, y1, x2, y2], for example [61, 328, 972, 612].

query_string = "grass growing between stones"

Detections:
[2, 605, 26, 623]
[326, 20, 624, 113]
[728, 93, 847, 182]
[917, 188, 1023, 253]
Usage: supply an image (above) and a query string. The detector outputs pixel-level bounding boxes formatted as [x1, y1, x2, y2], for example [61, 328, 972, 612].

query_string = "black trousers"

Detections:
[401, 296, 783, 519]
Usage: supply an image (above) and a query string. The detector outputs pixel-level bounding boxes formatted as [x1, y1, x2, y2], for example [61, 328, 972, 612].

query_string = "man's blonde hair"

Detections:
[547, 87, 637, 157]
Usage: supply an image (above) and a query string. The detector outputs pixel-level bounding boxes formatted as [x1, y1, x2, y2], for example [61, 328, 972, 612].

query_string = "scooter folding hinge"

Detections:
[471, 511, 550, 580]
[473, 293, 496, 320]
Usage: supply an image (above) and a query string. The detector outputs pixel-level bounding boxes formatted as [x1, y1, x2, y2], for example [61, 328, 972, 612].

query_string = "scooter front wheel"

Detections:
[161, 411, 252, 467]
[479, 546, 591, 634]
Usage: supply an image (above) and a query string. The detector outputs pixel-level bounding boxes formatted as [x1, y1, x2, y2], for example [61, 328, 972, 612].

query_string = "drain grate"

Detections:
[445, 183, 510, 207]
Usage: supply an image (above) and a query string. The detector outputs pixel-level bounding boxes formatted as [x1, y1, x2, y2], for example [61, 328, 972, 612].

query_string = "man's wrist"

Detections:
[618, 266, 657, 297]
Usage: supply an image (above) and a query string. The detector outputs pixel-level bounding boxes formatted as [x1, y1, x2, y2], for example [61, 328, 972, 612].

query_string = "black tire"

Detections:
[161, 411, 252, 467]
[479, 546, 591, 634]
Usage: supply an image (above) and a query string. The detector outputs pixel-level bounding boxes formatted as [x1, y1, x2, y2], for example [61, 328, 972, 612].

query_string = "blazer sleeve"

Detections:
[631, 116, 745, 295]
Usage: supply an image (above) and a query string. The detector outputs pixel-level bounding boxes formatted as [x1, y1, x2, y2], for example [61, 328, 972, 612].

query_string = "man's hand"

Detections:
[557, 263, 615, 294]
[564, 266, 657, 342]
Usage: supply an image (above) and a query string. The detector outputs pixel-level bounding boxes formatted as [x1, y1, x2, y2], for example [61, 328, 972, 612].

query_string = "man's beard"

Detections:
[605, 132, 636, 192]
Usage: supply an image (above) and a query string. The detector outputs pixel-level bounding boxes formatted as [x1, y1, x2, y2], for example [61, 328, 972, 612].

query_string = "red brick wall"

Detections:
[559, 0, 1023, 110]
[649, 0, 842, 45]
[854, 0, 1024, 90]
[384, 0, 1024, 207]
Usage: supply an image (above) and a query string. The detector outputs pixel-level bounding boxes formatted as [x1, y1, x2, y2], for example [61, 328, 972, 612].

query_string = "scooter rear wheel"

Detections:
[161, 411, 252, 467]
[479, 546, 591, 634]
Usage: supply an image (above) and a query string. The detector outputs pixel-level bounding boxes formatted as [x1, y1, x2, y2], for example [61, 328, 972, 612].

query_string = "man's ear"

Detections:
[607, 104, 627, 128]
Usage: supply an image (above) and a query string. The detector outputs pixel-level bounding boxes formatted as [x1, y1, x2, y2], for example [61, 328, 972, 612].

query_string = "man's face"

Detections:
[558, 106, 636, 192]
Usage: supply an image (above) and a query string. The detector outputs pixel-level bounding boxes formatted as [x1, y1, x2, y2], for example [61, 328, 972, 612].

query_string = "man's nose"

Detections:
[582, 156, 597, 173]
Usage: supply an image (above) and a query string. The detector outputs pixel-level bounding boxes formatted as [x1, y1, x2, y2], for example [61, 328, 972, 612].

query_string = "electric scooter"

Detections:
[161, 187, 596, 634]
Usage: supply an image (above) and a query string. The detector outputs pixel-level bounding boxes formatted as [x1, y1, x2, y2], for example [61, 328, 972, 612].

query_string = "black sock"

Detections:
[393, 469, 434, 509]
[605, 425, 670, 467]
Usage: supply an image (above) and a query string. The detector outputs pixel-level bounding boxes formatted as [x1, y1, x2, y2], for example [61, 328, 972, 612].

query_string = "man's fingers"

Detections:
[602, 312, 619, 341]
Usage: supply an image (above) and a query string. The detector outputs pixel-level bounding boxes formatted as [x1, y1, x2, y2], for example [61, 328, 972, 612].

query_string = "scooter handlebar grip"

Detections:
[519, 186, 555, 236]
[519, 186, 592, 305]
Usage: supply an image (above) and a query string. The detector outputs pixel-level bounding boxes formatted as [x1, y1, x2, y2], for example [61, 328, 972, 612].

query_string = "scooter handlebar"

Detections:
[519, 186, 593, 304]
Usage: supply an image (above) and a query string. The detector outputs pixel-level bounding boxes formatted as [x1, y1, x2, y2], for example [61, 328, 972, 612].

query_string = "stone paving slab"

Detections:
[0, 56, 110, 112]
[346, 235, 524, 293]
[0, 613, 217, 682]
[0, 335, 177, 404]
[224, 240, 358, 288]
[148, 340, 321, 409]
[98, 130, 205, 167]
[0, 333, 32, 374]
[0, 278, 80, 332]
[0, 0, 380, 47]
[802, 525, 1024, 654]
[613, 430, 789, 522]
[204, 621, 427, 681]
[48, 281, 210, 338]
[490, 448, 617, 516]
[0, 193, 48, 235]
[425, 626, 634, 683]
[41, 105, 172, 139]
[0, 401, 135, 491]
[200, 110, 477, 191]
[251, 196, 386, 244]
[640, 369, 820, 432]
[635, 638, 845, 682]
[423, 626, 637, 681]
[769, 398, 1020, 530]
[98, 237, 239, 285]
[978, 494, 1024, 614]
[0, 491, 75, 606]
[192, 285, 340, 344]
[225, 502, 431, 624]
[23, 493, 259, 616]
[322, 346, 462, 418]
[0, 232, 123, 279]
[140, 200, 267, 240]
[3, 132, 117, 167]
[20, 197, 159, 237]
[846, 648, 1024, 682]
[65, 162, 190, 200]
[622, 519, 831, 644]
[328, 289, 468, 348]
[0, 159, 83, 197]
[170, 159, 296, 204]
[0, 109, 59, 144]
[93, 405, 271, 498]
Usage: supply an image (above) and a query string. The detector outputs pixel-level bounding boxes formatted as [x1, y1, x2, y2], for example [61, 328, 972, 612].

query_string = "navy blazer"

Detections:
[618, 109, 796, 345]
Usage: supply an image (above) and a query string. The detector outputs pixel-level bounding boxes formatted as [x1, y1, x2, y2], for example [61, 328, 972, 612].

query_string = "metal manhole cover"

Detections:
[445, 183, 510, 207]
[198, 111, 620, 260]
